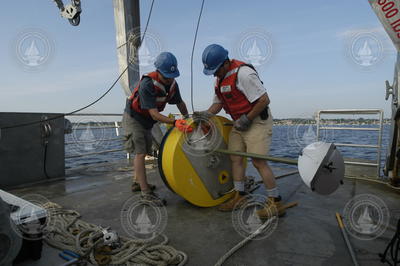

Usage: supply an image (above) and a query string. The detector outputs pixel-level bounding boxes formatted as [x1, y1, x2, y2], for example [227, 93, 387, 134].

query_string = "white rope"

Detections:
[43, 202, 187, 266]
[214, 217, 276, 266]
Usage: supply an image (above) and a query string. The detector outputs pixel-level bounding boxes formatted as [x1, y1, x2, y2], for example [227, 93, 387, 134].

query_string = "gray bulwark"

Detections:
[0, 113, 65, 188]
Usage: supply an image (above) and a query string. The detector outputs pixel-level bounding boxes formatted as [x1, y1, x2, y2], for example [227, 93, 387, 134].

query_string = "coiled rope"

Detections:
[43, 202, 187, 266]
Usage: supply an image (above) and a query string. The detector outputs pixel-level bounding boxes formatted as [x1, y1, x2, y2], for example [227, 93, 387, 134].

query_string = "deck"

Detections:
[8, 159, 400, 266]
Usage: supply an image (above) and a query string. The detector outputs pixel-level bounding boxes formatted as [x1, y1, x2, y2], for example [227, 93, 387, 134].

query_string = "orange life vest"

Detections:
[214, 59, 257, 120]
[128, 72, 176, 118]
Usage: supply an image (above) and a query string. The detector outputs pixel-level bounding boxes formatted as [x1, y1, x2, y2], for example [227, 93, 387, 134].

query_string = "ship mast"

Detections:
[113, 0, 141, 97]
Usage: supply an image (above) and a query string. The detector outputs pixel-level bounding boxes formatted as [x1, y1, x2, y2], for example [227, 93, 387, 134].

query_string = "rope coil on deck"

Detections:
[43, 202, 187, 266]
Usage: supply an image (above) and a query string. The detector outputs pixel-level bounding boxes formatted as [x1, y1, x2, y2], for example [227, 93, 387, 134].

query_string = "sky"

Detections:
[0, 0, 398, 119]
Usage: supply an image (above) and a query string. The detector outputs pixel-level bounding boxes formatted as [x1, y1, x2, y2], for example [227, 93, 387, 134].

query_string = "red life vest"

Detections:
[128, 72, 176, 118]
[214, 59, 257, 120]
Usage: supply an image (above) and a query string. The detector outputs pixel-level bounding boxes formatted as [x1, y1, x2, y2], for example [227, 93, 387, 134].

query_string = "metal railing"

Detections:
[64, 113, 168, 161]
[316, 109, 384, 177]
[64, 113, 125, 159]
[64, 111, 386, 178]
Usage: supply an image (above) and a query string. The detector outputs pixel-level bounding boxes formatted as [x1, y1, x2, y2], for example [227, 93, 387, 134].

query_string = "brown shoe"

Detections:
[140, 191, 167, 206]
[218, 191, 247, 212]
[131, 182, 156, 192]
[256, 197, 286, 220]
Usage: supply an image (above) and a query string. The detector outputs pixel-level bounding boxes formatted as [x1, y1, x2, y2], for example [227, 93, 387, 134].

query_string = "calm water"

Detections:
[65, 124, 391, 171]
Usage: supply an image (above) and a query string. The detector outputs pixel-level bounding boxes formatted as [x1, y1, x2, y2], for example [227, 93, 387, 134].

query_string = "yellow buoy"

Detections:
[158, 116, 236, 207]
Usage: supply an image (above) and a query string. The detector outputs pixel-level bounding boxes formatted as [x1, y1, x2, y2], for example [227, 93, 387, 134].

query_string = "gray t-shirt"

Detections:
[130, 77, 183, 129]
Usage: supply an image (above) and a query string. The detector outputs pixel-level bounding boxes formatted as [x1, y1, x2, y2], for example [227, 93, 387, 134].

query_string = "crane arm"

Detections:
[368, 0, 400, 51]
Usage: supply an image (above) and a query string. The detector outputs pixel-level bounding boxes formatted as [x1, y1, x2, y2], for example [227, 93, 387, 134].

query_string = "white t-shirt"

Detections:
[213, 66, 267, 104]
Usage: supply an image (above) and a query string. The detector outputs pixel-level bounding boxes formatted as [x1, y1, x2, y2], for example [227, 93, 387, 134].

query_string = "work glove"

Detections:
[193, 111, 213, 120]
[174, 119, 193, 133]
[234, 114, 252, 131]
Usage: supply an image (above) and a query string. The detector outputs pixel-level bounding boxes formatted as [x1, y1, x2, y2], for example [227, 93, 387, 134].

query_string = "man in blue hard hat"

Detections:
[197, 44, 284, 218]
[123, 52, 192, 205]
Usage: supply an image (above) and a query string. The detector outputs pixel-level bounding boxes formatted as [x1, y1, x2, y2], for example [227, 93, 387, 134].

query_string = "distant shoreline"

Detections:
[273, 119, 390, 126]
[70, 119, 391, 127]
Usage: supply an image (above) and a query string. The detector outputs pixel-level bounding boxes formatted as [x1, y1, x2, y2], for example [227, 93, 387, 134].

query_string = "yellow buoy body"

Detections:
[158, 116, 236, 207]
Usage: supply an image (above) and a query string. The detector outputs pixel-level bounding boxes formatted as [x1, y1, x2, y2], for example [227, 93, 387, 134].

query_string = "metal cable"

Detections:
[43, 142, 50, 178]
[0, 0, 156, 131]
[190, 0, 206, 113]
[0, 68, 127, 131]
[379, 218, 400, 265]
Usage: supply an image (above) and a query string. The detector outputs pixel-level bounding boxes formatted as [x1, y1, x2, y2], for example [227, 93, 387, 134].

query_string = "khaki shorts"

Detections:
[122, 112, 153, 155]
[228, 115, 273, 156]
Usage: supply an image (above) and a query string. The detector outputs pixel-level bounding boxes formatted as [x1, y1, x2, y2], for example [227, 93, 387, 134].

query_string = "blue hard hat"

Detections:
[202, 44, 229, 75]
[154, 52, 180, 78]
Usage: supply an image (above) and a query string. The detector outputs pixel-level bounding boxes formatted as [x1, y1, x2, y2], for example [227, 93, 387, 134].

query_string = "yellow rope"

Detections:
[345, 176, 400, 191]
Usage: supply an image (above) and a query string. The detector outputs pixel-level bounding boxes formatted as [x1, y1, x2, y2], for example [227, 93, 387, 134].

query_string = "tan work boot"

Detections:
[218, 191, 247, 212]
[131, 182, 156, 192]
[257, 197, 286, 220]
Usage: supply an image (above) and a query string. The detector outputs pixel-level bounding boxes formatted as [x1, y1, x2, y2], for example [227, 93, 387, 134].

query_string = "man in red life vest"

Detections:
[123, 52, 192, 205]
[197, 44, 284, 218]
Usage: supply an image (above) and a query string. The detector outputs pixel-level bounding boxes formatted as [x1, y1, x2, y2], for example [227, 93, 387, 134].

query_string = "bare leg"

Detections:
[252, 159, 276, 189]
[134, 153, 150, 191]
[218, 154, 248, 211]
[253, 158, 286, 218]
[231, 155, 246, 182]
